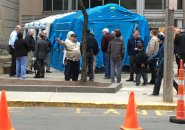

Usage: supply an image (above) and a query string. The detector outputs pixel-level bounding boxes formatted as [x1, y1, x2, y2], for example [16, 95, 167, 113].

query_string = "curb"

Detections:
[8, 101, 177, 110]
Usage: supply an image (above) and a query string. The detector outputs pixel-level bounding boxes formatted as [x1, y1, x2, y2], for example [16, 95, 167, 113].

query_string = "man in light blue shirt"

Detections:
[8, 25, 21, 77]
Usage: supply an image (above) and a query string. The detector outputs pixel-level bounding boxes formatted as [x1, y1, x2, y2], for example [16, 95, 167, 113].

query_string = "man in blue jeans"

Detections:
[101, 28, 114, 79]
[108, 29, 124, 83]
[149, 44, 178, 96]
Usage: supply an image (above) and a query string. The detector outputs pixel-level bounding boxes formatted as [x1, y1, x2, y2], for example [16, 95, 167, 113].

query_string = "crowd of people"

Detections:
[8, 24, 185, 96]
[8, 25, 51, 79]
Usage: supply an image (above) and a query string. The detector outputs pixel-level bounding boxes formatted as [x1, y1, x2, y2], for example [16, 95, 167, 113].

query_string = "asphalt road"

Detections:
[9, 107, 184, 130]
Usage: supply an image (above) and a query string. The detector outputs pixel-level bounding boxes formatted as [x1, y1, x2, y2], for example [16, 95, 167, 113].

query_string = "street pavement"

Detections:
[0, 66, 180, 110]
[9, 107, 184, 130]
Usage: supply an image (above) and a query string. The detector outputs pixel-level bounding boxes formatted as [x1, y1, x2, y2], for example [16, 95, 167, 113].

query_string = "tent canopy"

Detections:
[24, 12, 75, 29]
[50, 4, 150, 71]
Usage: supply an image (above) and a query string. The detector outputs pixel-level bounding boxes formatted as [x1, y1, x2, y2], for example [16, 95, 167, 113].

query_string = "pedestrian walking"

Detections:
[14, 32, 30, 79]
[8, 25, 21, 77]
[135, 42, 148, 86]
[101, 28, 114, 79]
[108, 29, 124, 83]
[149, 44, 178, 96]
[126, 30, 144, 82]
[56, 34, 81, 81]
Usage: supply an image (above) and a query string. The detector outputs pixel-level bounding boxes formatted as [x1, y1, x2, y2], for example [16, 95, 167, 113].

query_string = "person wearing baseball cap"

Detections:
[101, 28, 114, 79]
[56, 33, 81, 81]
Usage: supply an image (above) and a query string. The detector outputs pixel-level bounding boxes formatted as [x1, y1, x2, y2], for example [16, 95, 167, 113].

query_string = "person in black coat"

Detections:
[174, 28, 185, 69]
[34, 33, 50, 78]
[14, 32, 30, 79]
[82, 30, 99, 81]
[25, 29, 36, 73]
[126, 30, 144, 82]
[42, 30, 52, 73]
[135, 42, 148, 86]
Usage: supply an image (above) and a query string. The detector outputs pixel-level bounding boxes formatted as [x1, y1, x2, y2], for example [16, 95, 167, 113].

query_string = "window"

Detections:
[43, 0, 68, 11]
[72, 0, 77, 10]
[91, 0, 103, 8]
[104, 0, 119, 5]
[43, 0, 52, 11]
[177, 0, 183, 9]
[64, 0, 68, 10]
[53, 0, 62, 10]
[145, 0, 163, 9]
[120, 0, 136, 9]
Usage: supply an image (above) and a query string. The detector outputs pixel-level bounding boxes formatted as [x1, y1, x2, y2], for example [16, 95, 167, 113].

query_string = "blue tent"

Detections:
[49, 4, 150, 71]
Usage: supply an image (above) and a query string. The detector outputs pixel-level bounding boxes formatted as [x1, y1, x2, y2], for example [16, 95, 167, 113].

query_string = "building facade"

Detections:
[19, 0, 185, 28]
[0, 0, 185, 45]
[0, 0, 19, 46]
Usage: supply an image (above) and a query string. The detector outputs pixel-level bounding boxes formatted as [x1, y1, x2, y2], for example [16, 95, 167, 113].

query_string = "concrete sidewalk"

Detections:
[0, 70, 179, 110]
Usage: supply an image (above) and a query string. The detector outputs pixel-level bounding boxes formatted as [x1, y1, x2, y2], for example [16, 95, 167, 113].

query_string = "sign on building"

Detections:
[169, 0, 177, 10]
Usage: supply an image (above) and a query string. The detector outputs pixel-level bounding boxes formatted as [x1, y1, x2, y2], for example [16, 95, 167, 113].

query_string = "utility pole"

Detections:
[163, 0, 176, 102]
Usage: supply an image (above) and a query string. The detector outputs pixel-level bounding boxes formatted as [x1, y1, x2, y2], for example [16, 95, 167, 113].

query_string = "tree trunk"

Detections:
[78, 0, 88, 82]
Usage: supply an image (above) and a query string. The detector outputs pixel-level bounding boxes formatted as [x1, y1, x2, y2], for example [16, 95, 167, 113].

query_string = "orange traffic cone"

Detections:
[170, 59, 185, 124]
[0, 90, 14, 130]
[120, 91, 142, 130]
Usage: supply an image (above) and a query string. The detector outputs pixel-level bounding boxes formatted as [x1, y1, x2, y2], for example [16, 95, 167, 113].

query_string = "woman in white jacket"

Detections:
[56, 33, 81, 81]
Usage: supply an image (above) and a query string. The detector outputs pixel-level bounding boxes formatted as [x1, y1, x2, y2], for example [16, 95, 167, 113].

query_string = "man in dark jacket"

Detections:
[174, 28, 185, 66]
[135, 42, 148, 86]
[108, 29, 124, 83]
[101, 28, 114, 79]
[149, 44, 178, 96]
[126, 30, 144, 82]
[43, 30, 52, 73]
[25, 29, 36, 73]
[34, 33, 50, 78]
[14, 32, 30, 79]
[84, 30, 99, 81]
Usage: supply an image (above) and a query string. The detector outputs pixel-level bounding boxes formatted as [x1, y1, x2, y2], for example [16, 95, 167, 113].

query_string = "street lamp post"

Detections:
[163, 0, 176, 102]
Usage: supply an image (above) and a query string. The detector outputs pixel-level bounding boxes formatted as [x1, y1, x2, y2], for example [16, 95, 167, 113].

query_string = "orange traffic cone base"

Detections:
[170, 116, 185, 124]
[120, 126, 143, 130]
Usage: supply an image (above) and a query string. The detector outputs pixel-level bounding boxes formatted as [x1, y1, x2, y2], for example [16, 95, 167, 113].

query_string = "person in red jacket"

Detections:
[101, 28, 114, 79]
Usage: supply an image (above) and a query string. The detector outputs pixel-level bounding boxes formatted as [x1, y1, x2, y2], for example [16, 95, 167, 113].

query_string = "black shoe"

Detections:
[126, 78, 134, 82]
[142, 83, 148, 86]
[148, 81, 155, 84]
[89, 79, 94, 81]
[9, 75, 16, 77]
[34, 76, 40, 78]
[149, 93, 159, 96]
[46, 70, 52, 73]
